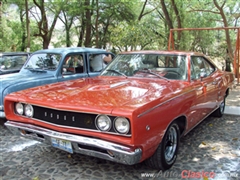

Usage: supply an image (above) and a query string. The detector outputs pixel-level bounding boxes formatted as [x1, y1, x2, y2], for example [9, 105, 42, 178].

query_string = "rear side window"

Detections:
[191, 56, 215, 80]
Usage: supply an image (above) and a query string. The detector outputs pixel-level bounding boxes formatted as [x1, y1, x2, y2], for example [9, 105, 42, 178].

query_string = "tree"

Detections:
[25, 0, 30, 52]
[57, 0, 82, 47]
[0, 0, 29, 52]
[213, 0, 233, 60]
[186, 0, 239, 61]
[31, 0, 61, 49]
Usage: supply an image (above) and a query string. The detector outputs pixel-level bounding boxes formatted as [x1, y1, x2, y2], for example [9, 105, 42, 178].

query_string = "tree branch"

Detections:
[188, 9, 220, 14]
[138, 0, 147, 21]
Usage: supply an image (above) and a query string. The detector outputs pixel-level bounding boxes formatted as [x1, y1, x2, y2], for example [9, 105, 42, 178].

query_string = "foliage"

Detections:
[0, 0, 239, 61]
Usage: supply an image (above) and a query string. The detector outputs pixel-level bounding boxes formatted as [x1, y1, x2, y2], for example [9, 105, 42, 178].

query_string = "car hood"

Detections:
[0, 71, 54, 90]
[11, 76, 188, 114]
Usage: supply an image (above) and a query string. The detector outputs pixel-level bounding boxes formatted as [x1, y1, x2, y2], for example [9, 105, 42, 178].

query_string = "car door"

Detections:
[189, 56, 218, 126]
[200, 57, 219, 112]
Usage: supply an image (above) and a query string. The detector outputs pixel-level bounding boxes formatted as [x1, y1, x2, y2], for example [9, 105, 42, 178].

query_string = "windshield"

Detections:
[101, 54, 188, 80]
[24, 53, 61, 70]
[0, 55, 28, 71]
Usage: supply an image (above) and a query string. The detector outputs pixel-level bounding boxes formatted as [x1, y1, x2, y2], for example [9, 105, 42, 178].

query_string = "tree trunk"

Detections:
[66, 26, 70, 47]
[171, 0, 182, 49]
[25, 0, 30, 52]
[20, 10, 26, 51]
[160, 0, 174, 30]
[95, 0, 99, 48]
[160, 0, 174, 46]
[77, 16, 85, 47]
[213, 0, 234, 61]
[84, 0, 91, 47]
[42, 37, 50, 49]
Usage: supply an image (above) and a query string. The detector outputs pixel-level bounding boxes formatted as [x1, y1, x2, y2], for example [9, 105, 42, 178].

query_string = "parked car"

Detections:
[4, 50, 235, 170]
[0, 52, 30, 75]
[0, 47, 114, 118]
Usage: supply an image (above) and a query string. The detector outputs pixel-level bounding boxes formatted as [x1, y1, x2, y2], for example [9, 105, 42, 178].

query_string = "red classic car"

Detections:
[4, 50, 235, 170]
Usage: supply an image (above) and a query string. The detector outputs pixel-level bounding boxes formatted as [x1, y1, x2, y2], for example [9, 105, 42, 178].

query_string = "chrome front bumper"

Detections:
[5, 121, 142, 165]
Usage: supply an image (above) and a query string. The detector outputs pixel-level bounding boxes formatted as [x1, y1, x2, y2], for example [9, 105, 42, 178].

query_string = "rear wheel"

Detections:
[212, 96, 226, 117]
[145, 123, 180, 170]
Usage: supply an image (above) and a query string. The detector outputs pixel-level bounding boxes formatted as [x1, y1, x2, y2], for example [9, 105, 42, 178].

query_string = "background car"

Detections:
[4, 50, 234, 170]
[0, 52, 30, 75]
[0, 47, 114, 118]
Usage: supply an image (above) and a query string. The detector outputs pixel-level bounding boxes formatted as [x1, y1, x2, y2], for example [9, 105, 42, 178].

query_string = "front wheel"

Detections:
[145, 123, 180, 170]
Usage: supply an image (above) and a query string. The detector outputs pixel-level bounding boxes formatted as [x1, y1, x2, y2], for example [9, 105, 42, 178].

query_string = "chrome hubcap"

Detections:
[164, 126, 177, 162]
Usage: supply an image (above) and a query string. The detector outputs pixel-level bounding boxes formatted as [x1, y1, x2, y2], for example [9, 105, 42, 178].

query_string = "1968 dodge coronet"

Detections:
[4, 50, 235, 170]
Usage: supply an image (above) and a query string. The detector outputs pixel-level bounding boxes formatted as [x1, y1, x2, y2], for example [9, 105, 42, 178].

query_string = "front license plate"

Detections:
[51, 137, 73, 153]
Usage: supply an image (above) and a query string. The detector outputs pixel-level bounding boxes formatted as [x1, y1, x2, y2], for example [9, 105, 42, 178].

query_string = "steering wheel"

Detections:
[165, 70, 181, 79]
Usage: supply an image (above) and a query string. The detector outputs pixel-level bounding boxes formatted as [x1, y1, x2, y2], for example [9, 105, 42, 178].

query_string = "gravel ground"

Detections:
[0, 85, 239, 180]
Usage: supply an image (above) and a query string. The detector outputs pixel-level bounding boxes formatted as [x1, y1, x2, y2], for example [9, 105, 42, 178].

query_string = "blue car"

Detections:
[0, 47, 114, 118]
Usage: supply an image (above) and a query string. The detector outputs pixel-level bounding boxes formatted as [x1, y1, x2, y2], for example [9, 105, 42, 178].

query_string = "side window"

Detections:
[63, 54, 84, 74]
[90, 53, 112, 72]
[202, 58, 215, 76]
[191, 56, 204, 80]
[24, 53, 60, 70]
[191, 56, 215, 80]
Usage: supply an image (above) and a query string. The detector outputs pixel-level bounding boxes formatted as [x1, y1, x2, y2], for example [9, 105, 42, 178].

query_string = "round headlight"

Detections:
[95, 115, 112, 131]
[114, 117, 130, 134]
[24, 104, 34, 117]
[15, 103, 24, 115]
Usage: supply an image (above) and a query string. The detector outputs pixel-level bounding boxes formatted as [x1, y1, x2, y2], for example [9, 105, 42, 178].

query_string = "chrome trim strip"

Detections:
[17, 116, 132, 137]
[137, 89, 194, 118]
[5, 121, 141, 165]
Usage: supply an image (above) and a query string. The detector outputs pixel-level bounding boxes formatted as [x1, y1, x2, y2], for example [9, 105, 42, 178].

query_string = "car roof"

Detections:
[0, 52, 30, 56]
[119, 50, 205, 56]
[33, 47, 107, 54]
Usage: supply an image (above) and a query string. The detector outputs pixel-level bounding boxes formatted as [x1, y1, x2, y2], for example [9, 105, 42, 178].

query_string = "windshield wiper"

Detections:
[137, 69, 169, 81]
[24, 67, 47, 72]
[106, 69, 127, 77]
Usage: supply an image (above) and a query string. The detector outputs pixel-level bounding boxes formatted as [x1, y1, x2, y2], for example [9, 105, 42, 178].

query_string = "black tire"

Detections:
[212, 96, 226, 117]
[145, 122, 180, 170]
